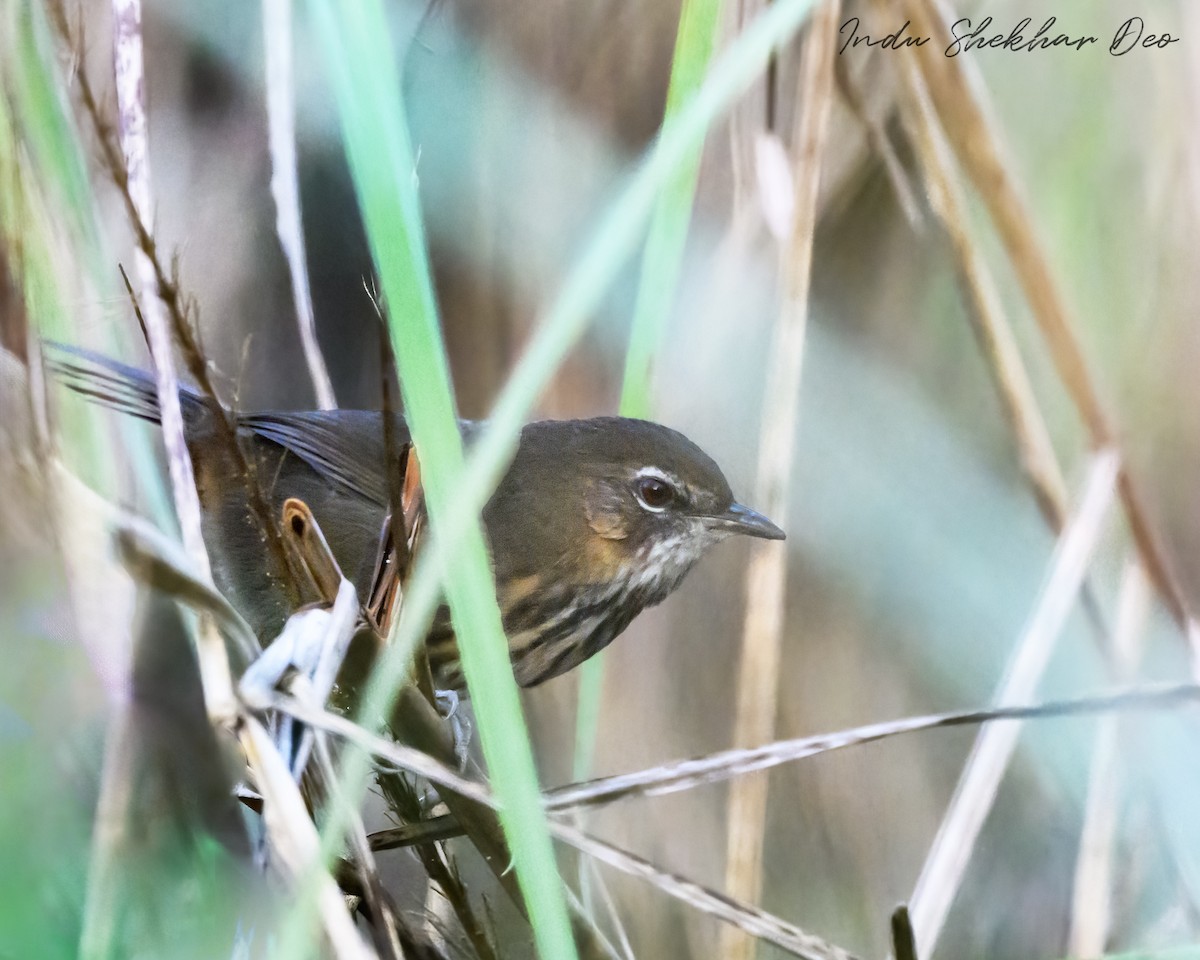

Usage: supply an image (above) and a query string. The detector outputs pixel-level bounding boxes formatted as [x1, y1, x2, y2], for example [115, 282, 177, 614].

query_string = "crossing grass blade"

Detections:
[305, 3, 579, 958]
[575, 0, 726, 784]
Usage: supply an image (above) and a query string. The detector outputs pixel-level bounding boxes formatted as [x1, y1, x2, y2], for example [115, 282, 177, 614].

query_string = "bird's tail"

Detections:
[43, 341, 191, 425]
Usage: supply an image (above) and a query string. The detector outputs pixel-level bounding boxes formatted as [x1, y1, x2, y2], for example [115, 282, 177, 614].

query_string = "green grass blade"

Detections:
[576, 0, 725, 784]
[10, 3, 104, 267]
[307, 3, 578, 959]
[619, 0, 724, 418]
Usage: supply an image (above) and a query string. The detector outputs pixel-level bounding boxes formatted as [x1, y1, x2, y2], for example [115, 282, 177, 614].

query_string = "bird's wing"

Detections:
[240, 410, 407, 507]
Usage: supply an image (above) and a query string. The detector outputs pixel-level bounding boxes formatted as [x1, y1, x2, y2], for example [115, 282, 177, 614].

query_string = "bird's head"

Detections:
[487, 417, 785, 601]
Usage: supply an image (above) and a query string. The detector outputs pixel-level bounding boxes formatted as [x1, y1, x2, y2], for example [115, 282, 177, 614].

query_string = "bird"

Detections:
[49, 344, 785, 690]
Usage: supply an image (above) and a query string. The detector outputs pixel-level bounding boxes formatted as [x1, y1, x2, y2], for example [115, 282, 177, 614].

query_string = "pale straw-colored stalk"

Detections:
[110, 0, 233, 717]
[1068, 560, 1151, 957]
[908, 450, 1121, 958]
[903, 0, 1193, 644]
[262, 0, 336, 409]
[721, 5, 840, 959]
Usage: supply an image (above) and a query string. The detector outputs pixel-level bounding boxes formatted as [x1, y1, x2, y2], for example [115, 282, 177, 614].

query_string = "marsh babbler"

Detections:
[51, 346, 784, 689]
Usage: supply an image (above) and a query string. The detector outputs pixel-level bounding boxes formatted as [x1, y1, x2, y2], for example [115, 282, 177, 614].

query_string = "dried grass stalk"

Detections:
[1068, 560, 1151, 957]
[263, 0, 337, 409]
[908, 450, 1121, 958]
[902, 0, 1192, 634]
[723, 4, 840, 958]
[267, 692, 859, 960]
[370, 680, 1200, 850]
[876, 0, 1066, 530]
[111, 0, 234, 718]
[47, 0, 306, 611]
[242, 716, 376, 959]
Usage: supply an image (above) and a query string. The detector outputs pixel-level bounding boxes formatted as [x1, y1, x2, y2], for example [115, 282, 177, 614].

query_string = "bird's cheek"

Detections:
[585, 505, 628, 541]
[581, 532, 632, 583]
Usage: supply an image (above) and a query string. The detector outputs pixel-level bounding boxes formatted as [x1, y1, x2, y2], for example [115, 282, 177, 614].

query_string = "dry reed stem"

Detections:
[110, 508, 377, 958]
[262, 0, 336, 409]
[908, 449, 1121, 959]
[723, 4, 840, 959]
[1068, 560, 1151, 957]
[902, 0, 1192, 635]
[74, 17, 240, 950]
[241, 716, 376, 960]
[875, 0, 1067, 531]
[46, 1, 305, 614]
[262, 691, 858, 960]
[110, 0, 235, 719]
[831, 55, 923, 229]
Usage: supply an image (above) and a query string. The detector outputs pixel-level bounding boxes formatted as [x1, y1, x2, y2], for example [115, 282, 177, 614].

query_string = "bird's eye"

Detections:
[635, 475, 675, 511]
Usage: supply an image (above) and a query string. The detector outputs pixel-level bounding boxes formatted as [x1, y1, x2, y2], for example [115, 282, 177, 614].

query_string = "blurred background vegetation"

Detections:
[3, 0, 1200, 957]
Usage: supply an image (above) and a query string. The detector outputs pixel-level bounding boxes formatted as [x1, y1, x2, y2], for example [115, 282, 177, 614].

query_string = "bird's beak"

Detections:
[706, 503, 786, 541]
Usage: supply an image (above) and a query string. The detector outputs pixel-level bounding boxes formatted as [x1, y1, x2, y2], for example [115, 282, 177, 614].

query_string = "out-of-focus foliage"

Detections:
[4, 0, 1200, 957]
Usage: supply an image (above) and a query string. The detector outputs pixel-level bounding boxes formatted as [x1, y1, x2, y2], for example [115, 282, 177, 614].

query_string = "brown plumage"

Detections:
[50, 345, 785, 689]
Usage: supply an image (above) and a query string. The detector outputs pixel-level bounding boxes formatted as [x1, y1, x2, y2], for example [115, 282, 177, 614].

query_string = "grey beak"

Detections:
[708, 503, 786, 541]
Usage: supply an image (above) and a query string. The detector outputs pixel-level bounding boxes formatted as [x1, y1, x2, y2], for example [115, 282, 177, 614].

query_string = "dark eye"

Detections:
[635, 475, 675, 511]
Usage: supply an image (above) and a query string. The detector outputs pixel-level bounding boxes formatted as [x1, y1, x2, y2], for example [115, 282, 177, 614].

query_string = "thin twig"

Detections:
[723, 5, 840, 959]
[908, 450, 1122, 959]
[306, 720, 404, 960]
[254, 679, 1200, 851]
[542, 684, 1200, 815]
[555, 821, 856, 960]
[579, 856, 638, 960]
[375, 769, 502, 960]
[258, 691, 858, 960]
[262, 0, 336, 409]
[369, 817, 463, 851]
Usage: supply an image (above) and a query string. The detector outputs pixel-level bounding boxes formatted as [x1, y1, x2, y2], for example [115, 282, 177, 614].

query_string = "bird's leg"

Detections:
[434, 689, 472, 770]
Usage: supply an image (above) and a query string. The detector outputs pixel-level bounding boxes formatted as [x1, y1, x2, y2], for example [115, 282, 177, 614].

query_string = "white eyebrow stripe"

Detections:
[633, 466, 684, 488]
